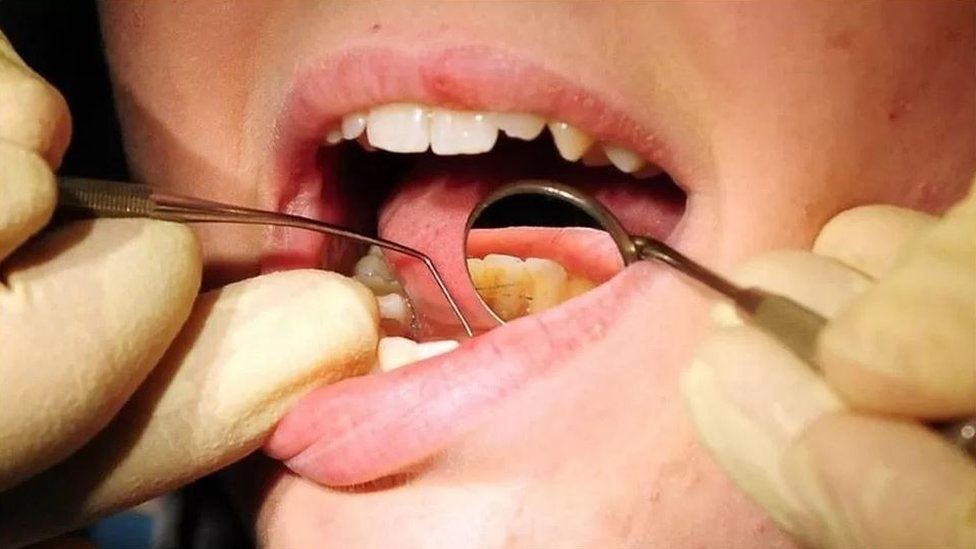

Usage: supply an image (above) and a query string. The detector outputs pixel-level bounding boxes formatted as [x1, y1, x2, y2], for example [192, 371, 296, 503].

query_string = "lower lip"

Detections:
[265, 261, 662, 486]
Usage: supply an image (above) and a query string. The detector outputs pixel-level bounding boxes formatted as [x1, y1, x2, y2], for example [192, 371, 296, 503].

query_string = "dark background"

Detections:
[0, 0, 128, 179]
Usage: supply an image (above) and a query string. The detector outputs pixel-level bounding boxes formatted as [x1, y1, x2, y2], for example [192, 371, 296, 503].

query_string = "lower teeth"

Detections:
[467, 253, 595, 321]
[376, 336, 459, 372]
[352, 245, 415, 335]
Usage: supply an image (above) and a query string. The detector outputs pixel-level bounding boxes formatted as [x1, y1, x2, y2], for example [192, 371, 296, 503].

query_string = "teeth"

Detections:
[494, 112, 546, 141]
[547, 121, 594, 162]
[603, 144, 645, 173]
[377, 336, 459, 372]
[324, 128, 343, 145]
[326, 104, 655, 179]
[341, 112, 367, 140]
[366, 103, 430, 153]
[353, 246, 402, 296]
[377, 293, 412, 327]
[467, 254, 597, 321]
[523, 258, 568, 314]
[430, 108, 499, 155]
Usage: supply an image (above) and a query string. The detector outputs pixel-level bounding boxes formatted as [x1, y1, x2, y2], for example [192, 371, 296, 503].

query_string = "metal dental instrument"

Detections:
[55, 176, 474, 338]
[466, 180, 976, 458]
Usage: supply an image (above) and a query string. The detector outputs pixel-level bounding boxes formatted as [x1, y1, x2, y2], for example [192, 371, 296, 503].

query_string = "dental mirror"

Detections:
[464, 180, 976, 459]
[463, 181, 629, 323]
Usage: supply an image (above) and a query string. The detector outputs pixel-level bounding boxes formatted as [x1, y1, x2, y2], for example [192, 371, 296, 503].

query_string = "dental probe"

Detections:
[472, 180, 976, 458]
[53, 176, 474, 338]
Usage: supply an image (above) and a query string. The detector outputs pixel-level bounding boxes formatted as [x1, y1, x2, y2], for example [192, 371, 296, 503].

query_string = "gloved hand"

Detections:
[683, 180, 976, 549]
[0, 30, 379, 547]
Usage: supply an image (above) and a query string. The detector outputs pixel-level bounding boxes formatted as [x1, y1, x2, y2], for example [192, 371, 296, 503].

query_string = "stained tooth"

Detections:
[494, 112, 546, 141]
[430, 108, 499, 155]
[581, 147, 612, 167]
[547, 121, 594, 162]
[468, 254, 600, 321]
[366, 103, 429, 153]
[633, 164, 664, 179]
[603, 144, 645, 174]
[523, 258, 568, 314]
[480, 254, 529, 321]
[563, 276, 596, 300]
[324, 128, 343, 145]
[341, 112, 367, 140]
[377, 293, 412, 327]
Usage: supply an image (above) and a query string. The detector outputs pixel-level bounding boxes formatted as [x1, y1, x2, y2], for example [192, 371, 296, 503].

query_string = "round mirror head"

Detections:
[463, 180, 634, 324]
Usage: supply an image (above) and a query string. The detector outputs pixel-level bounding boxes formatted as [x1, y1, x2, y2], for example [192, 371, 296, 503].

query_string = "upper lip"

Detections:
[270, 45, 694, 215]
[261, 45, 690, 486]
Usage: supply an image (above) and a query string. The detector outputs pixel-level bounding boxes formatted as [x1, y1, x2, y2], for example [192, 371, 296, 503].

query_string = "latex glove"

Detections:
[682, 180, 976, 549]
[0, 31, 379, 547]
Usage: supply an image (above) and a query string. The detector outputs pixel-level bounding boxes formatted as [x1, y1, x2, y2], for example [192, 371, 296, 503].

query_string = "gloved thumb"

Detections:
[816, 183, 976, 418]
[782, 413, 976, 549]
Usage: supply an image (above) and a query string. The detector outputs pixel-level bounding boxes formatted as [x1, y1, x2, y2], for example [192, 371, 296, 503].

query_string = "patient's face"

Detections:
[99, 2, 974, 547]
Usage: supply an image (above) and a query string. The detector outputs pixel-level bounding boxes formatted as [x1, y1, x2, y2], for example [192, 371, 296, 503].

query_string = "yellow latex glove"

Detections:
[683, 179, 976, 549]
[0, 31, 379, 547]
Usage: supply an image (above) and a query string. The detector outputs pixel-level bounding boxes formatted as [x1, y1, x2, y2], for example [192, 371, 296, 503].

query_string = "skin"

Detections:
[97, 2, 975, 548]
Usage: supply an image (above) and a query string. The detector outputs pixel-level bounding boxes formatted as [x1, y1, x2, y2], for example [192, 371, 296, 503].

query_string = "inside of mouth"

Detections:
[319, 118, 687, 342]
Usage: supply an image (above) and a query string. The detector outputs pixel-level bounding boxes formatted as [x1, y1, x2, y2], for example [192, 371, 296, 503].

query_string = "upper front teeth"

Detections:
[324, 103, 660, 178]
[430, 108, 498, 155]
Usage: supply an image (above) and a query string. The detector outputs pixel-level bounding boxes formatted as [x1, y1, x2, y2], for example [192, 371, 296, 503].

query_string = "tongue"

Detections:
[377, 150, 684, 339]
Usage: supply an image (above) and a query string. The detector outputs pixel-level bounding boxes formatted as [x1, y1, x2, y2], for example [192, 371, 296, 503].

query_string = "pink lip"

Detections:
[261, 46, 688, 486]
[265, 263, 657, 486]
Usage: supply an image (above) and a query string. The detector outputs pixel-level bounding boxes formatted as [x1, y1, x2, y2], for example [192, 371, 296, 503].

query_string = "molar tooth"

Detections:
[377, 293, 411, 327]
[353, 248, 401, 295]
[480, 254, 529, 321]
[603, 144, 645, 174]
[548, 121, 594, 162]
[341, 112, 367, 140]
[524, 258, 568, 314]
[366, 103, 429, 153]
[581, 147, 612, 167]
[429, 108, 499, 155]
[494, 112, 546, 141]
[324, 128, 343, 145]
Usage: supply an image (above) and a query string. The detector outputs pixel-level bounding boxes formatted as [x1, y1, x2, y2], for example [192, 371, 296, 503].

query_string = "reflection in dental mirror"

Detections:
[464, 184, 624, 323]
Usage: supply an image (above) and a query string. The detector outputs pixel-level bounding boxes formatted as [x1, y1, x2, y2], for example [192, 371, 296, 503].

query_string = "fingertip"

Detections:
[814, 205, 935, 279]
[783, 413, 976, 549]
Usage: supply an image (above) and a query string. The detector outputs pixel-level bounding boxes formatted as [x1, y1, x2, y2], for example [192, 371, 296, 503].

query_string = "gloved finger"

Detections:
[681, 325, 845, 539]
[814, 204, 936, 278]
[0, 219, 201, 491]
[0, 30, 71, 167]
[0, 142, 56, 262]
[0, 270, 379, 548]
[711, 250, 872, 329]
[782, 413, 976, 549]
[818, 184, 976, 418]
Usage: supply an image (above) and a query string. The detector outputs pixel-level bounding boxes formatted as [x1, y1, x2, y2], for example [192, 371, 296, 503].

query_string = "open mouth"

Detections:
[262, 48, 689, 487]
